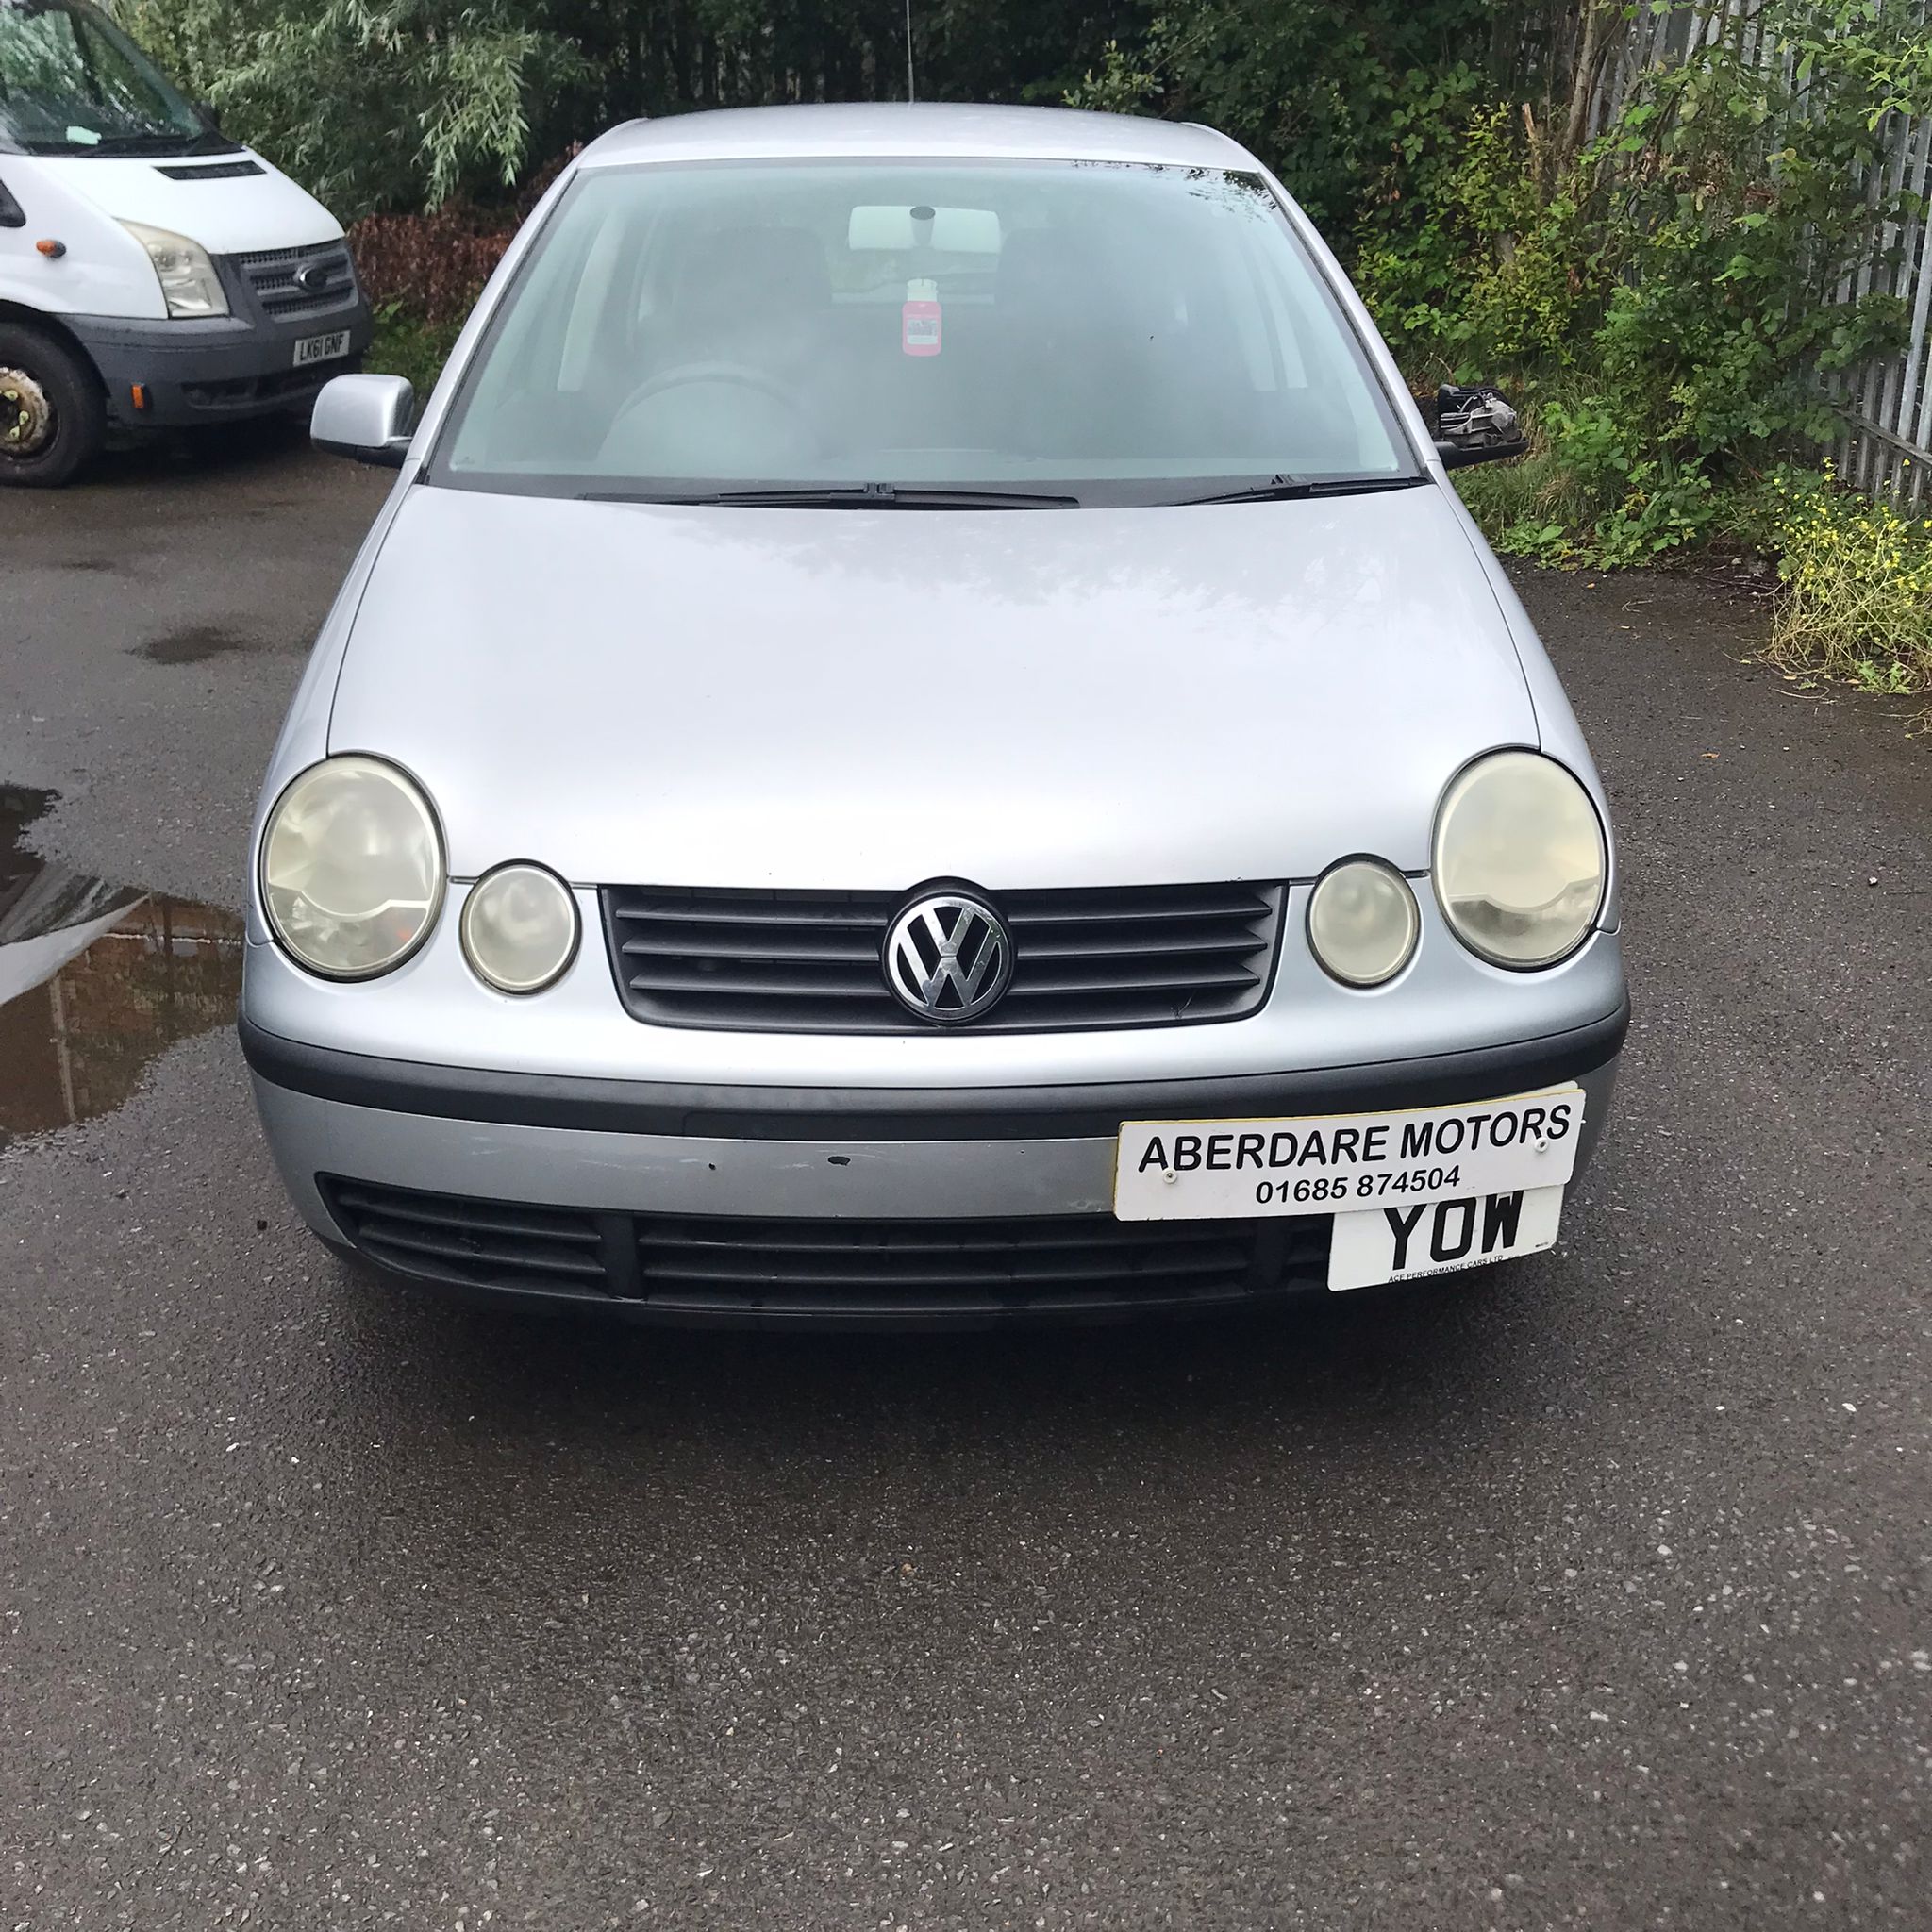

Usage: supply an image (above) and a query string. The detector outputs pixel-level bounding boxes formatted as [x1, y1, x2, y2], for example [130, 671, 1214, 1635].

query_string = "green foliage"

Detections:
[1052, 3, 1552, 235]
[1436, 1, 1929, 574]
[1449, 385, 1708, 568]
[109, 0, 1143, 214]
[1354, 90, 1590, 378]
[364, 300, 465, 396]
[1765, 465, 1932, 697]
[1584, 35, 1912, 463]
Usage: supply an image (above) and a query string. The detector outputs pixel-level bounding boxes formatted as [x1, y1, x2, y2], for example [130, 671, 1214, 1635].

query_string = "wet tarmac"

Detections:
[0, 784, 242, 1148]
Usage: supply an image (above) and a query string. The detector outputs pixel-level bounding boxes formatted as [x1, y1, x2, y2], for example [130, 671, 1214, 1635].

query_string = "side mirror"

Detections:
[312, 373, 416, 468]
[195, 99, 223, 132]
[1433, 382, 1528, 469]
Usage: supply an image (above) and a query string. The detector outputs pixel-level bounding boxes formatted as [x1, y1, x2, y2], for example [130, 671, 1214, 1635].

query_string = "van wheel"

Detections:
[0, 325, 108, 488]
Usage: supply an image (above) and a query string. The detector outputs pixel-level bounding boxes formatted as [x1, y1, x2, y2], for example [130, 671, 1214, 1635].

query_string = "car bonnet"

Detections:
[326, 480, 1540, 891]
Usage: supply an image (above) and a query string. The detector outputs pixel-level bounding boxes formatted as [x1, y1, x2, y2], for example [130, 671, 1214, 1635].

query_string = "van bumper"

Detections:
[66, 300, 374, 431]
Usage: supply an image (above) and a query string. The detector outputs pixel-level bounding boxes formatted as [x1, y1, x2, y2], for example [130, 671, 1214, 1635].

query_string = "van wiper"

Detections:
[581, 483, 1079, 509]
[1178, 474, 1430, 506]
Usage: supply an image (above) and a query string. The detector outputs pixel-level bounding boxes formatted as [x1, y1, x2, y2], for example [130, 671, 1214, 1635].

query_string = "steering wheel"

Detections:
[605, 360, 818, 446]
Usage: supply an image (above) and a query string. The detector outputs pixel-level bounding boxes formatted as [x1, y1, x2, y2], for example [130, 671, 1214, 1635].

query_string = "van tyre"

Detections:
[0, 325, 107, 488]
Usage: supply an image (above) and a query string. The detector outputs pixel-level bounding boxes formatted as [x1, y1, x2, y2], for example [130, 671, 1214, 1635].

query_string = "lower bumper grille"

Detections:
[180, 365, 351, 412]
[319, 1177, 1330, 1323]
[321, 1178, 609, 1298]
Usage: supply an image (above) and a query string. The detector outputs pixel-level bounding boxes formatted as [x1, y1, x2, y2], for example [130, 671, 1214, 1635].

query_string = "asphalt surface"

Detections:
[3, 434, 1929, 1930]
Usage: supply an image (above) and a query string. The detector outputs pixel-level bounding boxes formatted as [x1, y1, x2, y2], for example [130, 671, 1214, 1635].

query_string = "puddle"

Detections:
[138, 624, 254, 665]
[0, 786, 242, 1149]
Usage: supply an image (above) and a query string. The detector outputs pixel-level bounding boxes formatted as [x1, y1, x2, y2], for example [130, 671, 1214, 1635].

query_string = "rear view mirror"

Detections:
[312, 373, 416, 468]
[1433, 383, 1528, 468]
[846, 205, 1002, 253]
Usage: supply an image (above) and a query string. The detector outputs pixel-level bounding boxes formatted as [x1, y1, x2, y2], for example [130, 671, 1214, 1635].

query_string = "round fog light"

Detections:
[460, 862, 579, 993]
[1307, 858, 1420, 987]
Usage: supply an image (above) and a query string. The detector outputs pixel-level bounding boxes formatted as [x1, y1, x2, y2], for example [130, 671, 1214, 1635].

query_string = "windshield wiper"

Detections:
[1178, 475, 1430, 507]
[581, 483, 1079, 509]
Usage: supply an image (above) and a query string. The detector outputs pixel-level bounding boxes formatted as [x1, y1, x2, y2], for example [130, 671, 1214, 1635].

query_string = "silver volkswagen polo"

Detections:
[242, 103, 1627, 1325]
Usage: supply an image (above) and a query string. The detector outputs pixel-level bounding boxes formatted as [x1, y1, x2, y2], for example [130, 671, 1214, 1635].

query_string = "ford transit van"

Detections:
[0, 0, 371, 485]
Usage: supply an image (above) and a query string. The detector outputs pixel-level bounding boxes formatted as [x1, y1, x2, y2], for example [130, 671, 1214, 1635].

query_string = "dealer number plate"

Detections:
[293, 329, 351, 369]
[1114, 1087, 1584, 1221]
[1113, 1087, 1585, 1222]
[1114, 1088, 1586, 1291]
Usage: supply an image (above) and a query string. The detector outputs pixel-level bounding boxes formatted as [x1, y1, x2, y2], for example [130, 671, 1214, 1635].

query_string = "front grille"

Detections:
[230, 240, 358, 320]
[319, 1177, 1330, 1320]
[320, 1178, 611, 1297]
[602, 882, 1285, 1033]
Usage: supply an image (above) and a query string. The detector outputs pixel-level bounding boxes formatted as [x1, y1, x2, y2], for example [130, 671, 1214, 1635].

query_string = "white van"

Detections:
[0, 0, 371, 485]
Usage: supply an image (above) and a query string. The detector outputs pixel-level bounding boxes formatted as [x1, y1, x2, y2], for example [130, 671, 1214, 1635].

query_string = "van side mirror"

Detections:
[195, 99, 223, 132]
[1433, 383, 1528, 469]
[312, 374, 416, 468]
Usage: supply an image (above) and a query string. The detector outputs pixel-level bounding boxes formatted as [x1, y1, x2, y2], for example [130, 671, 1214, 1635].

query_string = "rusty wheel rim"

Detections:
[0, 366, 56, 460]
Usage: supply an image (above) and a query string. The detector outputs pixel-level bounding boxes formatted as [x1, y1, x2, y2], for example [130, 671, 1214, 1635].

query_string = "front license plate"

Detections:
[1327, 1183, 1565, 1291]
[292, 329, 351, 369]
[1112, 1086, 1585, 1222]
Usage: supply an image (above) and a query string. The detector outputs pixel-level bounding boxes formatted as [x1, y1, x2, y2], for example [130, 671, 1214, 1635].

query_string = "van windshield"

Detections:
[0, 0, 218, 155]
[434, 158, 1419, 508]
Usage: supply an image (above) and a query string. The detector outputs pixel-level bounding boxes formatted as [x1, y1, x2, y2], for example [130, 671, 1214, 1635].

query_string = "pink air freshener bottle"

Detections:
[902, 277, 941, 357]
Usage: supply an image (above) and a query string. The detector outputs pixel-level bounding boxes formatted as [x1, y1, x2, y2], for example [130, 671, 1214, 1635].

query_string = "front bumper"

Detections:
[66, 289, 372, 430]
[242, 1002, 1626, 1328]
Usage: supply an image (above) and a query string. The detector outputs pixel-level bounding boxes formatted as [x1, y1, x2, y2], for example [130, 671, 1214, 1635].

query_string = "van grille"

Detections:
[229, 240, 358, 320]
[601, 882, 1285, 1033]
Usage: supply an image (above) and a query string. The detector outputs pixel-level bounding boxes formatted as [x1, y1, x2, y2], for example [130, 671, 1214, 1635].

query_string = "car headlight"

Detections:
[120, 220, 229, 319]
[460, 862, 579, 994]
[1307, 858, 1419, 987]
[1433, 750, 1607, 968]
[259, 756, 444, 979]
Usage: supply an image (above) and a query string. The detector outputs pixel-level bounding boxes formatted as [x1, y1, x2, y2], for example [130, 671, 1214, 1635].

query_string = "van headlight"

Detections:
[1433, 751, 1607, 968]
[460, 863, 579, 994]
[259, 756, 444, 979]
[120, 220, 229, 319]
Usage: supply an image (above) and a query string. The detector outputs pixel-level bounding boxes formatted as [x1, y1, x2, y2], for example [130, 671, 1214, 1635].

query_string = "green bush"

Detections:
[1765, 467, 1932, 698]
[363, 302, 465, 397]
[1428, 1, 1928, 584]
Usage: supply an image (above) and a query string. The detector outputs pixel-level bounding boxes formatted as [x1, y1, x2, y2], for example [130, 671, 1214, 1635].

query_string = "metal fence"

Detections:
[1588, 1, 1932, 502]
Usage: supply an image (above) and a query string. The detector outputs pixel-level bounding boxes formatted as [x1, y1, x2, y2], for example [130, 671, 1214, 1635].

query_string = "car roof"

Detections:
[575, 102, 1257, 173]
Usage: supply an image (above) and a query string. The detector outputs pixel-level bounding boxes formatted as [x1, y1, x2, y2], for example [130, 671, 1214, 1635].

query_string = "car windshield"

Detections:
[434, 157, 1419, 508]
[0, 0, 212, 155]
